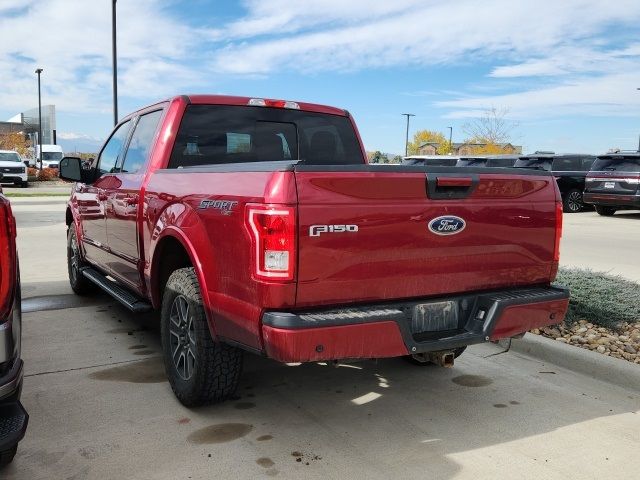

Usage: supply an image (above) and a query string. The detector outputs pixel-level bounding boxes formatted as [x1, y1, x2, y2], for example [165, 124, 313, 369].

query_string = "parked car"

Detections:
[583, 152, 640, 216]
[0, 194, 28, 467]
[456, 155, 519, 168]
[0, 151, 28, 188]
[60, 95, 569, 407]
[403, 155, 459, 166]
[37, 144, 64, 169]
[514, 154, 595, 212]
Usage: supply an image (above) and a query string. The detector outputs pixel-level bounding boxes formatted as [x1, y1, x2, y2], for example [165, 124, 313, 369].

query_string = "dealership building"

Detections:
[2, 105, 57, 145]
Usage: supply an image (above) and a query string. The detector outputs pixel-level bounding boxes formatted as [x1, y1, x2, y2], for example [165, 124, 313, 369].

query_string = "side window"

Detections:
[98, 121, 131, 175]
[552, 157, 579, 171]
[120, 110, 163, 173]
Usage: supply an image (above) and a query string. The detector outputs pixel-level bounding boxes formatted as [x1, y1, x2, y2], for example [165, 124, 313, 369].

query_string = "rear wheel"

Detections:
[161, 267, 243, 406]
[0, 445, 17, 467]
[67, 228, 97, 295]
[595, 206, 616, 216]
[404, 346, 467, 366]
[562, 189, 584, 213]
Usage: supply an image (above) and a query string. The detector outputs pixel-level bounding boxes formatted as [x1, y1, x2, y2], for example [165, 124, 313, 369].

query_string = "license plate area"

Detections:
[604, 182, 615, 189]
[411, 301, 459, 333]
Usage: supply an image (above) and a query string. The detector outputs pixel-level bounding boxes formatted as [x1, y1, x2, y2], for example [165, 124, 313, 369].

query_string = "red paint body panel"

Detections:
[262, 322, 408, 363]
[67, 94, 568, 360]
[489, 298, 569, 341]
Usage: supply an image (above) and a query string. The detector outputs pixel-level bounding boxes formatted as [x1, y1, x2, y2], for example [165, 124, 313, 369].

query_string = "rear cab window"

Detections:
[168, 105, 363, 168]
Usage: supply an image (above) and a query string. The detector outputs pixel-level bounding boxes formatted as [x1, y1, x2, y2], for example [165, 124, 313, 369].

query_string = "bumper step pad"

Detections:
[0, 402, 28, 451]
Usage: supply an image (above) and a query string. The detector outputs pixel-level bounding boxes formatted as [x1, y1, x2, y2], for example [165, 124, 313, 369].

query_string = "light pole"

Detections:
[35, 68, 43, 170]
[447, 126, 453, 154]
[112, 0, 118, 126]
[402, 113, 415, 156]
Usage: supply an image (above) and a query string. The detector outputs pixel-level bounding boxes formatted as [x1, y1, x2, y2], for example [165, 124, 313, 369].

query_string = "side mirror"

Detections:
[60, 156, 95, 183]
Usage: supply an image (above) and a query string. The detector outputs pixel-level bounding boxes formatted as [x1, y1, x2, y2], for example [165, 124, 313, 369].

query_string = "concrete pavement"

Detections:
[560, 210, 640, 282]
[4, 197, 640, 480]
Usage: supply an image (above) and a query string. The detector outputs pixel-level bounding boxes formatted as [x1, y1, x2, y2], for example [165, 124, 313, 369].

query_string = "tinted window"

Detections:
[98, 121, 131, 174]
[591, 156, 640, 172]
[514, 158, 552, 170]
[457, 158, 486, 167]
[168, 105, 362, 168]
[582, 157, 595, 171]
[487, 157, 516, 167]
[552, 157, 581, 171]
[0, 152, 21, 162]
[402, 158, 458, 166]
[120, 110, 162, 173]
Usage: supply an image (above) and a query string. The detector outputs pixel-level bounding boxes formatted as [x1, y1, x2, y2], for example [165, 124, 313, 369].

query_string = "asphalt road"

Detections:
[4, 198, 640, 479]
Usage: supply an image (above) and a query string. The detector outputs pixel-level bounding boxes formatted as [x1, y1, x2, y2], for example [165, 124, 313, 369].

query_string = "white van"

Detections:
[37, 144, 64, 168]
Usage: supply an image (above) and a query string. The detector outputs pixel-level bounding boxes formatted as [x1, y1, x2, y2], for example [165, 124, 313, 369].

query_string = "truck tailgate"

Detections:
[294, 166, 558, 308]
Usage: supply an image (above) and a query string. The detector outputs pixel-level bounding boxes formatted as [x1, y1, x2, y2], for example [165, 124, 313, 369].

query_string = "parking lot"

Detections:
[3, 197, 640, 479]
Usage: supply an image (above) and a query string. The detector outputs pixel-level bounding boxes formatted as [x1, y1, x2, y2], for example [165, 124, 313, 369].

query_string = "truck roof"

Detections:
[129, 94, 349, 118]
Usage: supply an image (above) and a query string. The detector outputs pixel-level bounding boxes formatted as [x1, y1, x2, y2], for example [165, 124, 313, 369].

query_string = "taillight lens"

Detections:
[551, 200, 563, 281]
[246, 204, 296, 281]
[0, 197, 16, 321]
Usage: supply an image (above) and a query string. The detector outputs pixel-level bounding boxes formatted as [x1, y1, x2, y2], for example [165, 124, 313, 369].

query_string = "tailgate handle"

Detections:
[436, 177, 473, 187]
[427, 174, 479, 200]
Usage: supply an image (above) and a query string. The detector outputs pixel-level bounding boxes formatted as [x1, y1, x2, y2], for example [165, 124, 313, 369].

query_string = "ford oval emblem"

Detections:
[428, 216, 466, 235]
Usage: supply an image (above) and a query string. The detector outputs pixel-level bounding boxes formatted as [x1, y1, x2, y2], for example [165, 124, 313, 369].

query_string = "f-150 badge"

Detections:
[428, 216, 466, 235]
[309, 224, 359, 237]
[198, 199, 238, 215]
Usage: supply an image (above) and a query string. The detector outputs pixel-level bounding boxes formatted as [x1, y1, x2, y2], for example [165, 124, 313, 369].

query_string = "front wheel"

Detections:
[67, 228, 97, 295]
[595, 206, 616, 216]
[161, 267, 243, 407]
[563, 189, 584, 213]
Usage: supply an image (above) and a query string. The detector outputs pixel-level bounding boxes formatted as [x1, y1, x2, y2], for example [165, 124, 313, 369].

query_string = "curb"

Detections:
[510, 333, 640, 392]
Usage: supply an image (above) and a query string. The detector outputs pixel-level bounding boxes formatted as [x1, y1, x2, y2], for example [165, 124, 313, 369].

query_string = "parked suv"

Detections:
[0, 194, 27, 467]
[403, 155, 459, 166]
[583, 152, 640, 216]
[514, 154, 595, 212]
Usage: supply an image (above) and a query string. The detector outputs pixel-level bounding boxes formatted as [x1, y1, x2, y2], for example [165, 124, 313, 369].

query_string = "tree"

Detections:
[462, 107, 517, 145]
[407, 130, 449, 155]
[0, 132, 30, 157]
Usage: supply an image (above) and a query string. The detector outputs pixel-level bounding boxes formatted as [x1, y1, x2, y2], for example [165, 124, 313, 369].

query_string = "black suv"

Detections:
[514, 154, 595, 212]
[456, 155, 519, 168]
[583, 152, 640, 216]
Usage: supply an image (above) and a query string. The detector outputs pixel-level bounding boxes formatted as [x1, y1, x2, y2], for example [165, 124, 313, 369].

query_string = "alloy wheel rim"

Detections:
[169, 295, 196, 381]
[568, 191, 582, 212]
[69, 235, 80, 282]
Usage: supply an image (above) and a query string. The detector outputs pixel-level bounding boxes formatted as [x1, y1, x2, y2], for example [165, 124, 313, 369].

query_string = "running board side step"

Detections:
[81, 267, 152, 313]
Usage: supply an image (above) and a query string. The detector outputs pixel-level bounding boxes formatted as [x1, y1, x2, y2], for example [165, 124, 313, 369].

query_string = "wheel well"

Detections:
[153, 236, 192, 305]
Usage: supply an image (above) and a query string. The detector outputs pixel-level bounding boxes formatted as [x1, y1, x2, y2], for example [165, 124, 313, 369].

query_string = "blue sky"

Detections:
[1, 0, 640, 155]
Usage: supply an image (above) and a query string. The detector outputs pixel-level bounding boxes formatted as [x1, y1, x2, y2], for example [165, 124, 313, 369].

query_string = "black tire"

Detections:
[67, 228, 97, 295]
[595, 206, 616, 217]
[404, 346, 467, 366]
[0, 446, 17, 468]
[161, 267, 243, 407]
[562, 188, 584, 213]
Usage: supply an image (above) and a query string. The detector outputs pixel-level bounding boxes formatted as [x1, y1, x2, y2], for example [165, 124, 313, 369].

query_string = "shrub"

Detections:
[35, 168, 59, 181]
[556, 267, 640, 329]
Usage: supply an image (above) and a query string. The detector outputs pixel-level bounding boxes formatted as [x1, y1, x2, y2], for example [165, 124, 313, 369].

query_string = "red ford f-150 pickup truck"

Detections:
[60, 95, 569, 406]
[0, 192, 28, 467]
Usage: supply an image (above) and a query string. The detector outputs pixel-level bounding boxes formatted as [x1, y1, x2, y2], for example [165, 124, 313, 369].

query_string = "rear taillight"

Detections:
[246, 204, 296, 281]
[0, 198, 16, 321]
[551, 200, 563, 281]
